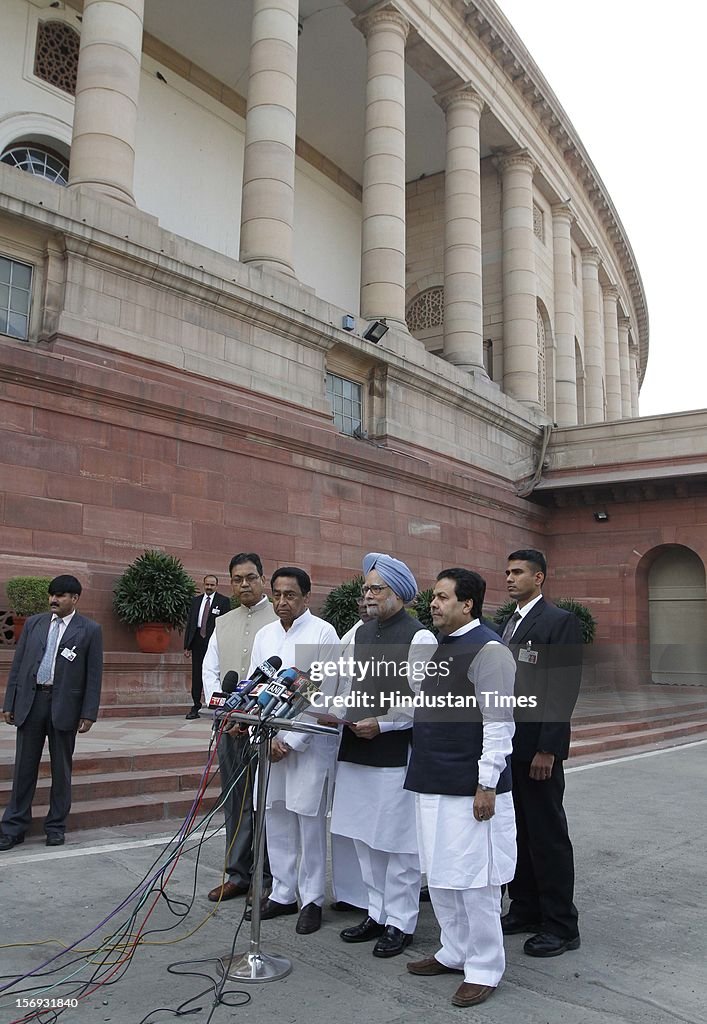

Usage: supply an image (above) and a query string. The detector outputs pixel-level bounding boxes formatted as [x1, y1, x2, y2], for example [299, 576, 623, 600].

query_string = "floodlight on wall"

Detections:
[342, 314, 355, 332]
[362, 318, 389, 344]
[593, 510, 609, 522]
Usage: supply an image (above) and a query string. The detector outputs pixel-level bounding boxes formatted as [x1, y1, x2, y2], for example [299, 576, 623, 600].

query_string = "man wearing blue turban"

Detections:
[330, 552, 437, 957]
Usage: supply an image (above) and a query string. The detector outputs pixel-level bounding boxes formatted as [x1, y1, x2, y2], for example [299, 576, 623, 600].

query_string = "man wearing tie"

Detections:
[183, 575, 231, 720]
[498, 549, 583, 957]
[1, 575, 103, 849]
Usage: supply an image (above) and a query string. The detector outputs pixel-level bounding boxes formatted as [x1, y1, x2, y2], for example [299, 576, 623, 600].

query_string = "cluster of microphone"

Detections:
[208, 656, 321, 727]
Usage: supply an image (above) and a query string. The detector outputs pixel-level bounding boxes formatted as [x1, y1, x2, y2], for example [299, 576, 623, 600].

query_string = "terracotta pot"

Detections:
[12, 615, 27, 643]
[135, 623, 172, 654]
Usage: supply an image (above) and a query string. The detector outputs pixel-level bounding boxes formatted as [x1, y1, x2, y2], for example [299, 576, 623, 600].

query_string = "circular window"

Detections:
[1, 145, 69, 185]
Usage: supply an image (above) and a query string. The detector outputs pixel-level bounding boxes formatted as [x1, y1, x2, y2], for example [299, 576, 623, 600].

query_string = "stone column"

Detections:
[501, 150, 539, 406]
[630, 345, 640, 416]
[68, 0, 145, 204]
[618, 315, 632, 417]
[239, 0, 299, 275]
[359, 7, 409, 325]
[602, 285, 622, 419]
[581, 247, 605, 422]
[551, 202, 577, 425]
[437, 86, 486, 374]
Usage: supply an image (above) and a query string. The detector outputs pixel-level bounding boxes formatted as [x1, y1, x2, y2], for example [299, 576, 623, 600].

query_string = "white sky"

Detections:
[496, 0, 706, 418]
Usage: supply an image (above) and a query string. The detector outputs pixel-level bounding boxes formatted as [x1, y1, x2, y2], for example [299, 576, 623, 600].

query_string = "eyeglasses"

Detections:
[232, 573, 261, 586]
[361, 584, 391, 596]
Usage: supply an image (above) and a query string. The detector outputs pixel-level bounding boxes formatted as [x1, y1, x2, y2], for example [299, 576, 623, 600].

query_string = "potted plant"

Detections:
[6, 576, 52, 642]
[321, 575, 364, 636]
[113, 550, 196, 653]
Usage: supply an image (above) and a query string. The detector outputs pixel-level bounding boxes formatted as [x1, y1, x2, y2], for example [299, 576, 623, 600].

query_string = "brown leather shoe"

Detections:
[207, 881, 249, 903]
[451, 983, 496, 1007]
[407, 956, 463, 976]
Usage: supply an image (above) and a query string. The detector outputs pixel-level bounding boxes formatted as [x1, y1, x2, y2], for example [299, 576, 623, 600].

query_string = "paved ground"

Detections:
[0, 740, 705, 1024]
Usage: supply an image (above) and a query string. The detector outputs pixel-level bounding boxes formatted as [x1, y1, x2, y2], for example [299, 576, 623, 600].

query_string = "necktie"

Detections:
[37, 617, 61, 684]
[199, 596, 211, 638]
[501, 610, 521, 645]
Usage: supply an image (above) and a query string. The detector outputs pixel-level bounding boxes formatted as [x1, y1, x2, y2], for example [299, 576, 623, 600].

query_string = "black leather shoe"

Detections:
[244, 898, 298, 922]
[524, 931, 580, 957]
[185, 708, 201, 720]
[45, 833, 65, 847]
[373, 925, 413, 958]
[0, 832, 25, 852]
[340, 916, 385, 943]
[295, 902, 322, 934]
[330, 900, 365, 913]
[419, 885, 431, 902]
[501, 911, 541, 935]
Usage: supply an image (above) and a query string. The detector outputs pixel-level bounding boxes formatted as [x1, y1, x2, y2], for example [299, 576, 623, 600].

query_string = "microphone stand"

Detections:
[220, 710, 338, 984]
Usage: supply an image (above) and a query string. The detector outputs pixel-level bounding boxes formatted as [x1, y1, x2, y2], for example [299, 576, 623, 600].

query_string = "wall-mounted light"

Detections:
[342, 314, 355, 332]
[593, 510, 609, 522]
[362, 318, 389, 344]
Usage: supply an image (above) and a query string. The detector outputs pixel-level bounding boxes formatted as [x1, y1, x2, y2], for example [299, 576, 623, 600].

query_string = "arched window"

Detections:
[34, 20, 80, 96]
[1, 144, 69, 185]
[406, 285, 444, 354]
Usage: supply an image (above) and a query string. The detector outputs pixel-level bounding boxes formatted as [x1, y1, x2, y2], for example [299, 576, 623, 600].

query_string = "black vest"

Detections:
[404, 623, 512, 796]
[338, 608, 422, 769]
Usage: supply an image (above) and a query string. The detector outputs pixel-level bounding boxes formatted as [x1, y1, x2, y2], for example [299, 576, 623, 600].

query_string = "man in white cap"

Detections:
[331, 553, 436, 957]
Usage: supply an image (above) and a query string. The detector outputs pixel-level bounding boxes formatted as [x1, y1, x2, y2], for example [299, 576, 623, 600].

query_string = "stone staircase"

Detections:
[568, 699, 707, 765]
[2, 694, 706, 834]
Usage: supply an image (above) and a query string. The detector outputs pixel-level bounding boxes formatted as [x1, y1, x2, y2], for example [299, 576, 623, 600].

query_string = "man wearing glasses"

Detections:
[331, 552, 436, 957]
[202, 553, 277, 903]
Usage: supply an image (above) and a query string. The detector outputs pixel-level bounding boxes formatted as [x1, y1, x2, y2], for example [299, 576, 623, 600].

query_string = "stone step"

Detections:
[31, 789, 221, 831]
[572, 707, 707, 740]
[99, 703, 190, 719]
[573, 699, 707, 726]
[0, 766, 207, 802]
[0, 746, 210, 783]
[570, 719, 707, 758]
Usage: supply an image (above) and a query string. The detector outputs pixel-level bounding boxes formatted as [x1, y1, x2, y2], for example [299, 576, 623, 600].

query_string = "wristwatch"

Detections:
[477, 783, 496, 793]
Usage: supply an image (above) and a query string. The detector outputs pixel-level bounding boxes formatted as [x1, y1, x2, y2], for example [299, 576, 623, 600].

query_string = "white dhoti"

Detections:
[331, 762, 421, 933]
[416, 791, 516, 986]
[331, 833, 367, 909]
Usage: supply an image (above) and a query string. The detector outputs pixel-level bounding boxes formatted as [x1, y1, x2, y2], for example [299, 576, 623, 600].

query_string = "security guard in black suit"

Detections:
[498, 549, 583, 957]
[183, 575, 231, 718]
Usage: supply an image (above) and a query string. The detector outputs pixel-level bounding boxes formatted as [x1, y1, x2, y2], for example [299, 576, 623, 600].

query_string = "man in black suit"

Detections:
[183, 575, 231, 719]
[1, 574, 103, 850]
[498, 549, 583, 957]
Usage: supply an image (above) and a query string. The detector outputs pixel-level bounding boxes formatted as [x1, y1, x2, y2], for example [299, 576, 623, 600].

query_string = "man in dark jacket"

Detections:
[183, 575, 231, 719]
[498, 548, 583, 957]
[1, 575, 103, 849]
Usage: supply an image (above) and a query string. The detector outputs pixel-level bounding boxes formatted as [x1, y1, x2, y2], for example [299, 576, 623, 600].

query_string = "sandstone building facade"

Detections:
[0, 0, 705, 686]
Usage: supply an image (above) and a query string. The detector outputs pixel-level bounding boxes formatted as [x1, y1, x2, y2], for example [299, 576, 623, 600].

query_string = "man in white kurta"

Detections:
[405, 569, 516, 1009]
[331, 553, 436, 958]
[246, 566, 339, 936]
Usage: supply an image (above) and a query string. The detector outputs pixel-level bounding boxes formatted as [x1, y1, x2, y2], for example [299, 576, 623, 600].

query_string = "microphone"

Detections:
[281, 677, 322, 720]
[271, 669, 312, 717]
[222, 671, 240, 694]
[237, 656, 284, 712]
[257, 667, 299, 720]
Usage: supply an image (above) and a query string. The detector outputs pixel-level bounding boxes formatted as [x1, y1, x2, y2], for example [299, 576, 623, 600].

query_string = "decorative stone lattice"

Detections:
[537, 309, 547, 411]
[34, 20, 80, 95]
[533, 202, 545, 242]
[0, 610, 15, 646]
[406, 286, 444, 332]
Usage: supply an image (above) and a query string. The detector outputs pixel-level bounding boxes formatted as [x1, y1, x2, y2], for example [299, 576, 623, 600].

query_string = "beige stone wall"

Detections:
[0, 166, 542, 483]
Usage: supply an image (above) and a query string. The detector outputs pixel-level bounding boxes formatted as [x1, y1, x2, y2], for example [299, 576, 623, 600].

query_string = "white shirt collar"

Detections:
[515, 594, 543, 620]
[448, 617, 480, 637]
[53, 609, 76, 626]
